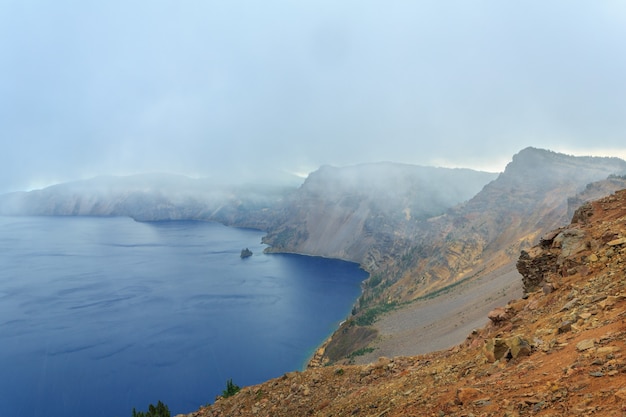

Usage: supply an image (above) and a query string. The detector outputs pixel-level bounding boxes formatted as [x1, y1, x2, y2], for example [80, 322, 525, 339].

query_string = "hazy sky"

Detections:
[2, 1, 626, 193]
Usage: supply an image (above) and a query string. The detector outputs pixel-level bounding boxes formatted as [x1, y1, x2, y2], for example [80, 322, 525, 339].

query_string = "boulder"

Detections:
[483, 338, 509, 363]
[507, 335, 532, 359]
[557, 321, 572, 334]
[553, 228, 587, 257]
[615, 389, 626, 401]
[483, 335, 532, 363]
[517, 248, 558, 293]
[455, 387, 483, 405]
[487, 307, 510, 324]
[571, 202, 593, 224]
[576, 339, 595, 352]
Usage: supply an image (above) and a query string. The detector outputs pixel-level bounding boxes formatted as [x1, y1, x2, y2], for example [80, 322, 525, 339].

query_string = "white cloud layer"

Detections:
[1, 1, 626, 192]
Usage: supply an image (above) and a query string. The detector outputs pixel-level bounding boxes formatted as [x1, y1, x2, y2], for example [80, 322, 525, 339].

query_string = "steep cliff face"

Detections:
[315, 149, 626, 364]
[518, 187, 626, 294]
[374, 148, 626, 302]
[262, 163, 498, 266]
[0, 174, 294, 229]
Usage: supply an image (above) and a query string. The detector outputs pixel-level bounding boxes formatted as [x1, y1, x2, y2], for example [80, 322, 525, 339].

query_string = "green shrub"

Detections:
[222, 379, 241, 398]
[348, 347, 375, 358]
[367, 274, 383, 288]
[131, 400, 170, 417]
[354, 302, 397, 326]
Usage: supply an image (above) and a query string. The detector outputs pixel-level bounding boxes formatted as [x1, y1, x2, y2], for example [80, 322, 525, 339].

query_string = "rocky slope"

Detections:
[263, 148, 626, 306]
[181, 188, 626, 417]
[314, 148, 626, 365]
[261, 163, 498, 266]
[4, 149, 626, 368]
[374, 148, 626, 302]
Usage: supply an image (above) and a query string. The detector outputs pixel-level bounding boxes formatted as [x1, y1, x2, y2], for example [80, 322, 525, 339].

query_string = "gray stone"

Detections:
[576, 339, 595, 351]
[558, 321, 572, 334]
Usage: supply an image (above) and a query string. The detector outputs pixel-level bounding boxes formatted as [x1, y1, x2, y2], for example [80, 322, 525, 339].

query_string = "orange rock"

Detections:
[456, 387, 483, 405]
[607, 237, 626, 246]
[615, 389, 626, 401]
[488, 307, 509, 323]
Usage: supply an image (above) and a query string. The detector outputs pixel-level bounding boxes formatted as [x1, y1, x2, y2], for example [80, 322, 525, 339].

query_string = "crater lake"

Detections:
[0, 216, 367, 417]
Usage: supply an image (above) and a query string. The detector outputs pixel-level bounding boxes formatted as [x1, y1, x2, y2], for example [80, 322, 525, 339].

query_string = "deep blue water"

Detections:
[0, 216, 366, 417]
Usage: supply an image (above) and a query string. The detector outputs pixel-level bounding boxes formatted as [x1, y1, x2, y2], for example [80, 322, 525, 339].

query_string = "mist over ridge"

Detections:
[4, 146, 626, 394]
[3, 2, 626, 194]
[291, 146, 626, 366]
[5, 2, 626, 413]
[0, 158, 498, 226]
[6, 147, 626, 290]
[262, 161, 499, 265]
[3, 147, 625, 228]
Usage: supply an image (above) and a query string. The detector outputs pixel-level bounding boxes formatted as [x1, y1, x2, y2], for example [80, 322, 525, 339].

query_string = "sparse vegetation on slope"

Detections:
[221, 379, 241, 399]
[319, 148, 626, 364]
[182, 188, 626, 417]
[132, 401, 170, 417]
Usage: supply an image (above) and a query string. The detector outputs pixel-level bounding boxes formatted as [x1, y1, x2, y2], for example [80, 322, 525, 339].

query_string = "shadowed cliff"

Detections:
[261, 162, 498, 267]
[0, 173, 296, 228]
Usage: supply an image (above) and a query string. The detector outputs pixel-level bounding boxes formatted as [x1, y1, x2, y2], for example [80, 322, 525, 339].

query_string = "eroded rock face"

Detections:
[262, 163, 497, 265]
[517, 223, 591, 293]
[516, 246, 558, 293]
[369, 148, 626, 305]
[517, 189, 626, 294]
[553, 228, 588, 257]
[571, 201, 594, 224]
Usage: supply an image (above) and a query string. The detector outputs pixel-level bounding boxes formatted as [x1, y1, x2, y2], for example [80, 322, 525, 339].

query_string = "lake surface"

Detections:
[0, 216, 367, 417]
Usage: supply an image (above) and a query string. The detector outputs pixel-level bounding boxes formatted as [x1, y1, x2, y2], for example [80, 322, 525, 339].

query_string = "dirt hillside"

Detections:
[182, 188, 626, 417]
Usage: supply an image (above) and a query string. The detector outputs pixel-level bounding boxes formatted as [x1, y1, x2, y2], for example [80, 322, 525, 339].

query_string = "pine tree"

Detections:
[222, 379, 241, 398]
[131, 400, 170, 417]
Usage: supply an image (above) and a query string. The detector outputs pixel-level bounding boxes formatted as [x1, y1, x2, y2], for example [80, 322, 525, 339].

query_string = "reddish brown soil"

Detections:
[182, 189, 626, 417]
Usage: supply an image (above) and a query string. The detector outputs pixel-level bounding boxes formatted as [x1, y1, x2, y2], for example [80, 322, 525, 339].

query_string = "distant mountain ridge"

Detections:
[0, 163, 498, 241]
[2, 149, 625, 291]
[262, 162, 498, 265]
[313, 147, 626, 365]
[0, 173, 294, 228]
[3, 147, 626, 365]
[260, 148, 626, 304]
[368, 148, 626, 297]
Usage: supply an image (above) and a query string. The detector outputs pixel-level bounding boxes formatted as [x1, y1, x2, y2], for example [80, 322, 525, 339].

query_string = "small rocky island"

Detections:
[240, 248, 253, 258]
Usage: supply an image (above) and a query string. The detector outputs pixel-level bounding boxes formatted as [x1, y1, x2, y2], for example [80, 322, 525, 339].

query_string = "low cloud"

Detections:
[1, 1, 626, 193]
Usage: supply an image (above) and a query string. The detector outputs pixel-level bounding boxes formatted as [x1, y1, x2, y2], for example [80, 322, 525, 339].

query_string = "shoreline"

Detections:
[261, 246, 373, 370]
[306, 262, 524, 368]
